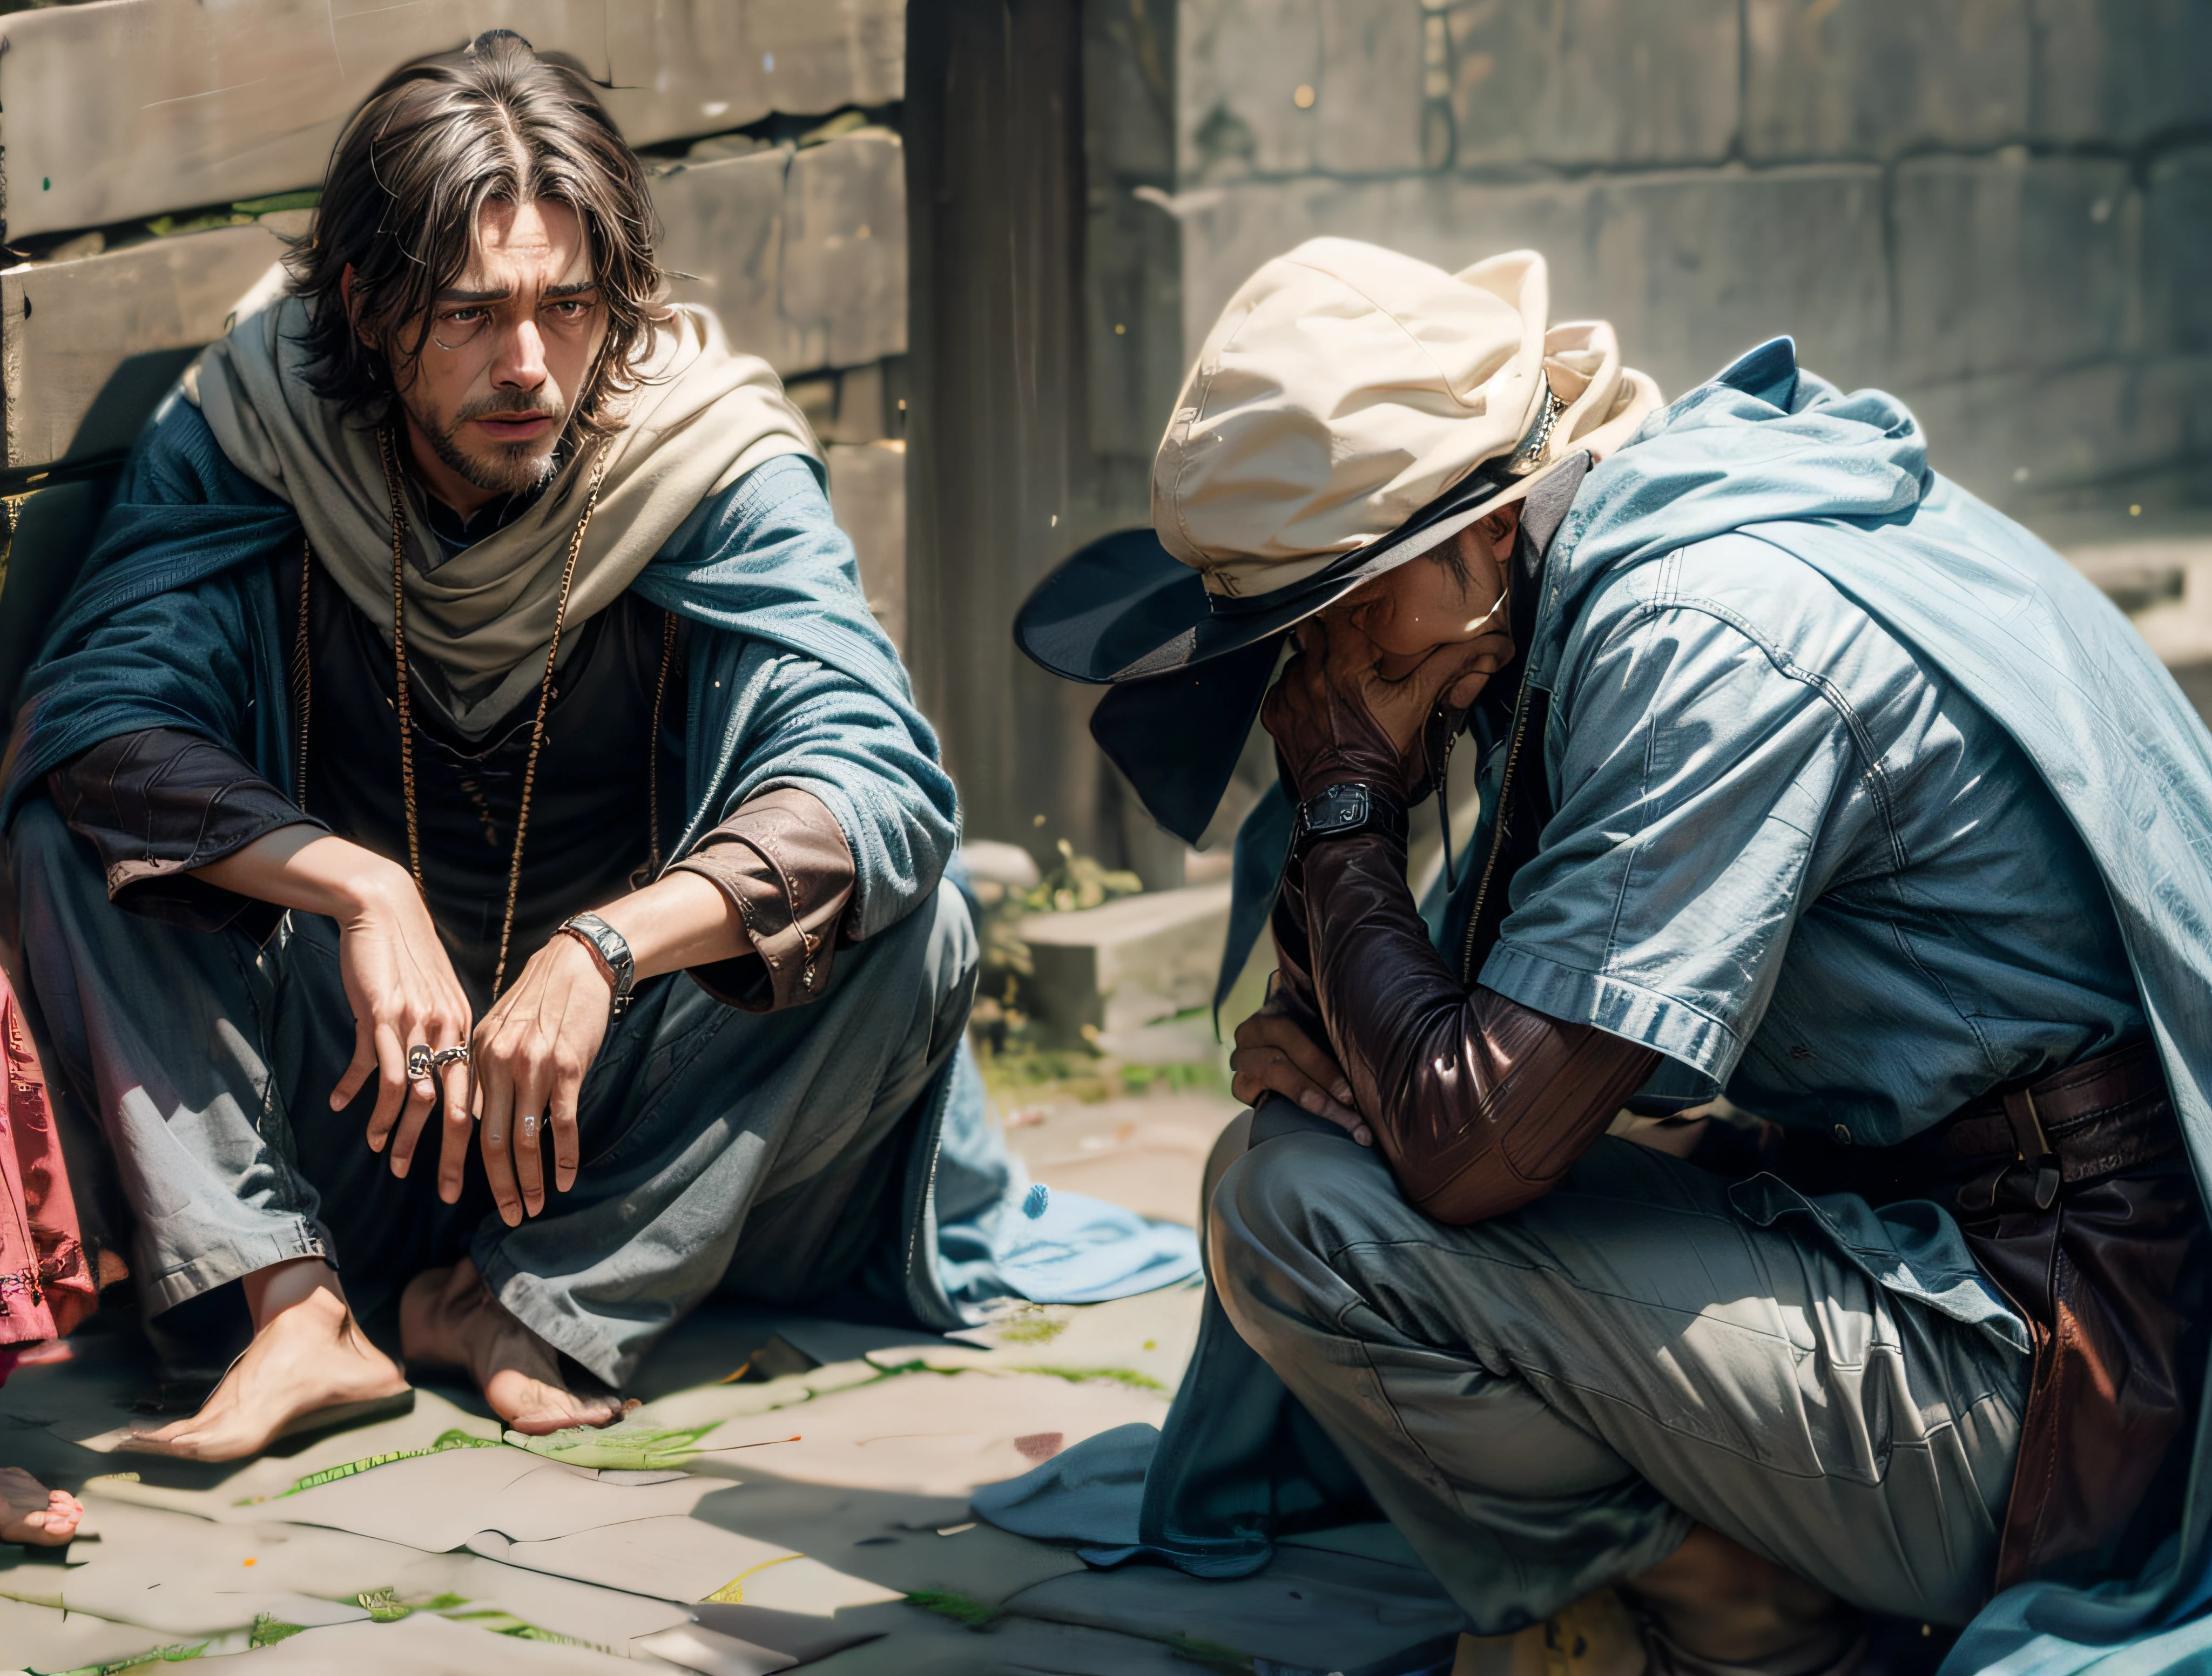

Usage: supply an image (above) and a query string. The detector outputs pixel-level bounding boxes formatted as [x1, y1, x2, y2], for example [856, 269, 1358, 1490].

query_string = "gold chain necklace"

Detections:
[375, 425, 606, 1001]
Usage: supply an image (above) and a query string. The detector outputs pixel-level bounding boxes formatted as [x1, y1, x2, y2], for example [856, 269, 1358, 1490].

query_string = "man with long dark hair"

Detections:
[0, 33, 977, 1456]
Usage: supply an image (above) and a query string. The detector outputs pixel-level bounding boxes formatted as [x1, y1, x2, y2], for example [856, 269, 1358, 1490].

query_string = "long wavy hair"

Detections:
[286, 30, 663, 435]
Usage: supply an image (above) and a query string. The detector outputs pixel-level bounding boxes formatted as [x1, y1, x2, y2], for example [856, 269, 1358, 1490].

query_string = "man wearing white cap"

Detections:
[1007, 240, 2212, 1674]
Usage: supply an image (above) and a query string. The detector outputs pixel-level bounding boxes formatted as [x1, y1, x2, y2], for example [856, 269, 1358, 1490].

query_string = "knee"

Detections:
[842, 877, 977, 1055]
[1209, 1132, 1401, 1332]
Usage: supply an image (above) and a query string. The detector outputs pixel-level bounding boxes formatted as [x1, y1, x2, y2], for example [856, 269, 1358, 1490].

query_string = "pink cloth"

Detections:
[0, 976, 93, 1355]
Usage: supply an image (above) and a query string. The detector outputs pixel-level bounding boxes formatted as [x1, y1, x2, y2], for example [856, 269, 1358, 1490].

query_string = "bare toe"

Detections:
[0, 1469, 78, 1546]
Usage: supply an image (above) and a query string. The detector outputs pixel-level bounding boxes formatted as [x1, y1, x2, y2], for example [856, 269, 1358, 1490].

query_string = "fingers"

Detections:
[514, 1098, 547, 1217]
[385, 1044, 440, 1182]
[1230, 1012, 1370, 1144]
[1230, 1044, 1371, 1143]
[331, 1019, 379, 1118]
[365, 1020, 409, 1155]
[1237, 1010, 1354, 1099]
[549, 1059, 582, 1197]
[436, 1052, 475, 1205]
[475, 1026, 522, 1226]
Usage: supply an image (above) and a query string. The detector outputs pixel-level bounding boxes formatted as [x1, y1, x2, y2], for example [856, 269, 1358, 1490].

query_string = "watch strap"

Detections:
[1294, 782, 1408, 857]
[558, 911, 637, 1020]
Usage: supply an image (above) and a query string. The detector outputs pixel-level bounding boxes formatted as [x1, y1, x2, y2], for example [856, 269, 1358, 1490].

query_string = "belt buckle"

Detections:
[2003, 1088, 2062, 1212]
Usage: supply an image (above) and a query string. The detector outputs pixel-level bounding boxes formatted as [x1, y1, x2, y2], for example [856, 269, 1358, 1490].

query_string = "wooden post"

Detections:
[905, 0, 1101, 871]
[906, 0, 1185, 881]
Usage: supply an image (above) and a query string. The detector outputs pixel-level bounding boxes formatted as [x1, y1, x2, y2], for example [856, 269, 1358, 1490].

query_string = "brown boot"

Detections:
[1620, 1525, 1870, 1676]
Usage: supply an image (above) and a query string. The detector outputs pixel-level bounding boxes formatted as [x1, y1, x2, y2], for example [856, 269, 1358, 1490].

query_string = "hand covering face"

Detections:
[1260, 610, 1656, 1223]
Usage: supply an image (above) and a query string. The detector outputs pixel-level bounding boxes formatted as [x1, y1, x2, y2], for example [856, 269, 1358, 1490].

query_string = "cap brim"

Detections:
[1089, 633, 1285, 844]
[1015, 454, 1580, 686]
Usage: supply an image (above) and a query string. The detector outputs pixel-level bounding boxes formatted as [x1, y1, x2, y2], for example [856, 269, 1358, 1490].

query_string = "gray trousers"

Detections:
[1209, 1120, 2031, 1631]
[8, 798, 976, 1386]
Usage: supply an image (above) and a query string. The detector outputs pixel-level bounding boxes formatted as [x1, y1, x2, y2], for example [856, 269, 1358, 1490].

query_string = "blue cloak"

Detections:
[1, 395, 1198, 1328]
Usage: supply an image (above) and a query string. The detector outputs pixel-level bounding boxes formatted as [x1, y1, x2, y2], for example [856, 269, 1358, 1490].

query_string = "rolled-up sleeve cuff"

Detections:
[48, 728, 322, 936]
[1479, 942, 1743, 1081]
[670, 786, 855, 1011]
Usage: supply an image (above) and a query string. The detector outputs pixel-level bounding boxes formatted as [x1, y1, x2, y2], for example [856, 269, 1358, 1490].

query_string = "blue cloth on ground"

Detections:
[923, 1036, 1199, 1313]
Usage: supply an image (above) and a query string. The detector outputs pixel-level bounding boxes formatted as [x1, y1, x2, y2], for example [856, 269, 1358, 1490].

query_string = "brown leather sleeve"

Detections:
[668, 786, 855, 1012]
[48, 727, 318, 934]
[1299, 828, 1660, 1224]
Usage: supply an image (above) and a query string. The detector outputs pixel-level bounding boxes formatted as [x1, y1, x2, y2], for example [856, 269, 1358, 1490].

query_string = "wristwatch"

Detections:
[1293, 783, 1408, 857]
[558, 911, 637, 1021]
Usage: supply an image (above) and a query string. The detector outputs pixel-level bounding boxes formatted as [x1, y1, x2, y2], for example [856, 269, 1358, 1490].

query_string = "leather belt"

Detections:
[1897, 1039, 2180, 1212]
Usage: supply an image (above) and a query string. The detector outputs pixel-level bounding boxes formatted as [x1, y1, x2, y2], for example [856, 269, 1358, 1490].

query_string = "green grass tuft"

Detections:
[906, 1589, 998, 1627]
[248, 1616, 305, 1648]
[1009, 1364, 1167, 1392]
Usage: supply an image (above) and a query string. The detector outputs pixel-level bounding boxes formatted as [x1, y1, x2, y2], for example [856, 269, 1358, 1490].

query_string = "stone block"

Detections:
[1891, 154, 2130, 386]
[1018, 881, 1232, 1046]
[826, 440, 906, 651]
[599, 0, 773, 147]
[1085, 189, 1184, 464]
[779, 130, 907, 370]
[1446, 0, 1738, 170]
[0, 0, 610, 242]
[653, 147, 795, 367]
[1177, 0, 1422, 181]
[732, 0, 904, 116]
[0, 0, 902, 243]
[1, 224, 289, 472]
[2031, 0, 2212, 147]
[1743, 0, 2029, 161]
[652, 130, 904, 376]
[1177, 0, 1320, 181]
[1313, 3, 1426, 175]
[1177, 166, 1889, 409]
[1898, 355, 2212, 514]
[2145, 146, 2212, 357]
[1084, 0, 1178, 183]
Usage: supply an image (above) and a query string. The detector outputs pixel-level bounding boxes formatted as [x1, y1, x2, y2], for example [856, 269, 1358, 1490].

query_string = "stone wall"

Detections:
[1169, 0, 2212, 518]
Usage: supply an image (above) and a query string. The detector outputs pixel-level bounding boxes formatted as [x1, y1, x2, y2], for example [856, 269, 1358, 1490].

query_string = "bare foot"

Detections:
[0, 1467, 82, 1546]
[400, 1261, 633, 1435]
[127, 1260, 407, 1462]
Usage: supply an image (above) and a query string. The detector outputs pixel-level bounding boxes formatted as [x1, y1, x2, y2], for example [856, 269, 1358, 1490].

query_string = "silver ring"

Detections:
[432, 1045, 471, 1070]
[521, 1113, 539, 1143]
[406, 1045, 434, 1081]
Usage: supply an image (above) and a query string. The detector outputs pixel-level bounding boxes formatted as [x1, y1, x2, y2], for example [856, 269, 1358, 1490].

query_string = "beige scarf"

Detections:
[186, 293, 818, 733]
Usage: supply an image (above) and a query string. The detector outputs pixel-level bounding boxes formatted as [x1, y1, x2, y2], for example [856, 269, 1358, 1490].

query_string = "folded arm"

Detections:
[1254, 612, 1656, 1224]
[1299, 825, 1656, 1222]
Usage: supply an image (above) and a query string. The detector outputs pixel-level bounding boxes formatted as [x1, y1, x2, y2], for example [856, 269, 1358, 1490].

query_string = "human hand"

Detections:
[1260, 613, 1494, 803]
[1231, 989, 1371, 1145]
[325, 860, 475, 1192]
[471, 931, 611, 1224]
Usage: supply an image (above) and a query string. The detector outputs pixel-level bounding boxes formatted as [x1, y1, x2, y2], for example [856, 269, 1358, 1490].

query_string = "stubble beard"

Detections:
[403, 385, 569, 498]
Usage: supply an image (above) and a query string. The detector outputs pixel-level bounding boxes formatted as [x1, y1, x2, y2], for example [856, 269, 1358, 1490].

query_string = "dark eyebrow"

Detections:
[545, 281, 599, 299]
[433, 287, 506, 305]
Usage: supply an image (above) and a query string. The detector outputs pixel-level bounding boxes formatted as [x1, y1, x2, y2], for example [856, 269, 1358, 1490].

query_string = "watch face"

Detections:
[1307, 784, 1371, 833]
